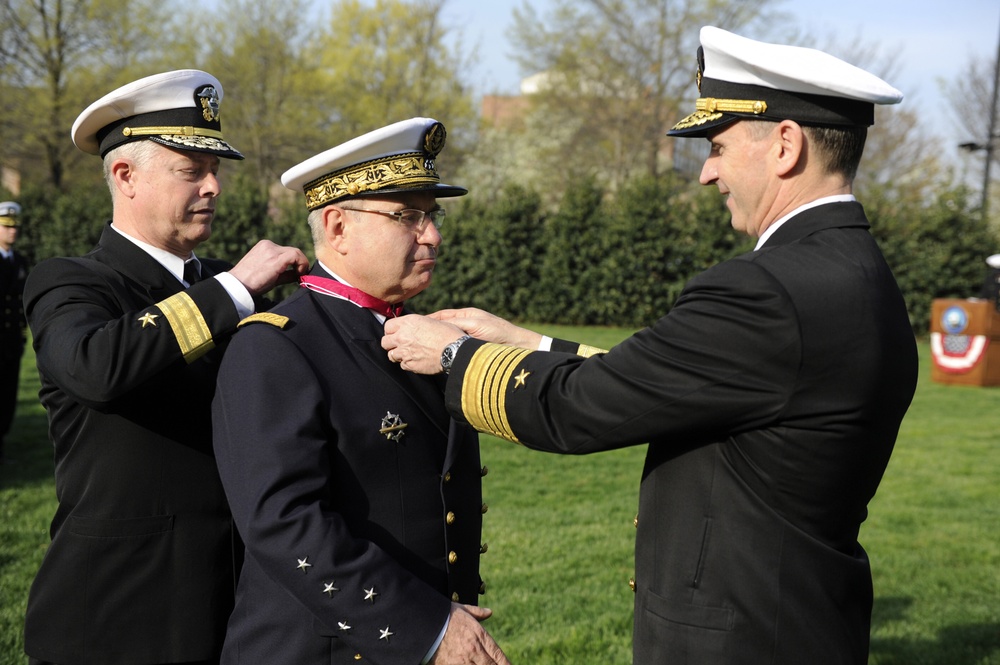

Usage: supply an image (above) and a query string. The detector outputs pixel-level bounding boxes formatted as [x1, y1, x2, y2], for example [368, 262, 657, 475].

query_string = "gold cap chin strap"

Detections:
[122, 125, 226, 139]
[696, 97, 768, 115]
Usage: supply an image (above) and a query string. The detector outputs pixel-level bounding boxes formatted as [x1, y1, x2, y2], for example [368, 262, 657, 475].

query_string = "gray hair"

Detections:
[307, 207, 326, 246]
[308, 203, 363, 247]
[102, 141, 163, 200]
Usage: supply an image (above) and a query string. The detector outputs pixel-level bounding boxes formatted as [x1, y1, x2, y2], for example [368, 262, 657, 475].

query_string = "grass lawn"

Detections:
[1, 328, 998, 663]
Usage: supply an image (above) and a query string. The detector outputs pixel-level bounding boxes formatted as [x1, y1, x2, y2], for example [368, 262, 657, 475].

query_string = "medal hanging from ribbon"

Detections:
[300, 275, 403, 318]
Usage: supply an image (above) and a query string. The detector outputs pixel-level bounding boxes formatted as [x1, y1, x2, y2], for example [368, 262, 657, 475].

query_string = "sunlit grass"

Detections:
[1, 332, 997, 663]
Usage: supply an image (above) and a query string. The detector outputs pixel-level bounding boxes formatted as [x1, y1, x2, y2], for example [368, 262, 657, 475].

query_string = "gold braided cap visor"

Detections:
[304, 152, 444, 210]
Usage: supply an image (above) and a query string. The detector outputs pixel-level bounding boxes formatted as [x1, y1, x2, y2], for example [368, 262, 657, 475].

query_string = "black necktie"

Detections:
[184, 260, 201, 286]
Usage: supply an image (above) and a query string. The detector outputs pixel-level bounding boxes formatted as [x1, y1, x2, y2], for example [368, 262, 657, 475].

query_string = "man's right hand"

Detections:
[429, 603, 511, 665]
[228, 240, 310, 296]
[429, 308, 542, 350]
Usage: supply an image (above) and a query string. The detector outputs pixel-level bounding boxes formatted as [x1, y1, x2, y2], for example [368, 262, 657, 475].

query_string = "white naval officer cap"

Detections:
[281, 117, 468, 211]
[71, 69, 243, 159]
[0, 201, 21, 227]
[669, 26, 903, 137]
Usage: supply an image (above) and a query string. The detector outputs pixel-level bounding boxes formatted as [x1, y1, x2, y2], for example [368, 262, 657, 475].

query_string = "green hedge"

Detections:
[6, 174, 994, 336]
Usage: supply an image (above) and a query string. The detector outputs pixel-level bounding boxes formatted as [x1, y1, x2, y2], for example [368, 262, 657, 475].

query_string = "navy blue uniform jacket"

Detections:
[446, 202, 918, 664]
[212, 266, 484, 665]
[23, 223, 244, 664]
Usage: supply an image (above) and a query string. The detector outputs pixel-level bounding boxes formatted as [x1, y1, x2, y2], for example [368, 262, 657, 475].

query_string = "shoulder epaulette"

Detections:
[238, 312, 291, 329]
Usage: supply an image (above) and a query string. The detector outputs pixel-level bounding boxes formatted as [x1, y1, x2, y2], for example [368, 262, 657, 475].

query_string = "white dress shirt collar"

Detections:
[110, 223, 195, 284]
[755, 194, 856, 250]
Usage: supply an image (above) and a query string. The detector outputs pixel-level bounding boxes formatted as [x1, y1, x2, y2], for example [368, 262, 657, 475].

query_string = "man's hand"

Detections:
[429, 308, 542, 350]
[228, 240, 310, 296]
[382, 315, 466, 374]
[428, 603, 510, 665]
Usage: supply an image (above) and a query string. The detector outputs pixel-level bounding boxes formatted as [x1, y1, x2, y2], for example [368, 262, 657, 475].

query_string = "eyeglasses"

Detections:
[338, 206, 446, 233]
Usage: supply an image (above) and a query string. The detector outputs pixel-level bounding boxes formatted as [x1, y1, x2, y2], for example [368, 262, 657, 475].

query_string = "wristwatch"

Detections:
[440, 335, 472, 374]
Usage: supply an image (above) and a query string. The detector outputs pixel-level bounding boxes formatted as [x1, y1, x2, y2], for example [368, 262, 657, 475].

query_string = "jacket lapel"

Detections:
[88, 223, 184, 301]
[305, 266, 452, 437]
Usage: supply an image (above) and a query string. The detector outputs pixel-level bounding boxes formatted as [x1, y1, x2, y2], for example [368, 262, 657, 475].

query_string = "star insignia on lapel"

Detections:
[138, 312, 159, 328]
[379, 626, 394, 642]
[323, 581, 340, 596]
[296, 557, 312, 573]
[364, 587, 379, 602]
[513, 368, 531, 389]
[379, 411, 408, 442]
[338, 621, 352, 631]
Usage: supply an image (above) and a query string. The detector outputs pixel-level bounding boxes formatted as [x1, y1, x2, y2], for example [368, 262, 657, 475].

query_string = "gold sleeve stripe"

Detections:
[576, 344, 607, 358]
[462, 343, 531, 443]
[159, 292, 215, 363]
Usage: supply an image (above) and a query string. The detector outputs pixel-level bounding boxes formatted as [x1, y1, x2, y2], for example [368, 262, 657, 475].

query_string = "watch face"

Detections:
[441, 335, 470, 372]
[442, 343, 457, 369]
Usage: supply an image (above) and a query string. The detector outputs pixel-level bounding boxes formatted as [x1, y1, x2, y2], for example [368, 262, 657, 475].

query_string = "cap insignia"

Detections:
[696, 46, 705, 94]
[423, 122, 446, 159]
[196, 85, 221, 122]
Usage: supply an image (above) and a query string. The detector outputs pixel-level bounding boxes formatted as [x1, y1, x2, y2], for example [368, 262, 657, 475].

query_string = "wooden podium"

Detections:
[930, 298, 1000, 386]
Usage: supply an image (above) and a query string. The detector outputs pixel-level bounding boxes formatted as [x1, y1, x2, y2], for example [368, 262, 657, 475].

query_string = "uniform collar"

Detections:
[110, 223, 197, 284]
[755, 194, 856, 250]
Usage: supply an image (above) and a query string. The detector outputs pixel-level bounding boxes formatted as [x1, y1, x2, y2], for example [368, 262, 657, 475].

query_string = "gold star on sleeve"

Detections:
[138, 312, 159, 328]
[513, 368, 531, 389]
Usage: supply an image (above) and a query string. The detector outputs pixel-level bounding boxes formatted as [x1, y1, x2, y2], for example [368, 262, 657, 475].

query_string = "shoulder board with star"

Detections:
[238, 312, 291, 329]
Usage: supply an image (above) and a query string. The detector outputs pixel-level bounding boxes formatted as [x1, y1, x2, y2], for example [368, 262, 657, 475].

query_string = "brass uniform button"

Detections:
[634, 514, 639, 528]
[629, 578, 636, 592]
[354, 654, 362, 661]
[481, 503, 489, 514]
[480, 465, 489, 476]
[479, 581, 487, 595]
[480, 542, 489, 554]
[446, 511, 456, 525]
[452, 592, 460, 602]
[448, 551, 458, 564]
[443, 471, 452, 483]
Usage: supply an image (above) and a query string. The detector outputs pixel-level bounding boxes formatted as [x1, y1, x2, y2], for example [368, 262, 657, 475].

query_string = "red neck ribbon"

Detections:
[300, 275, 403, 318]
